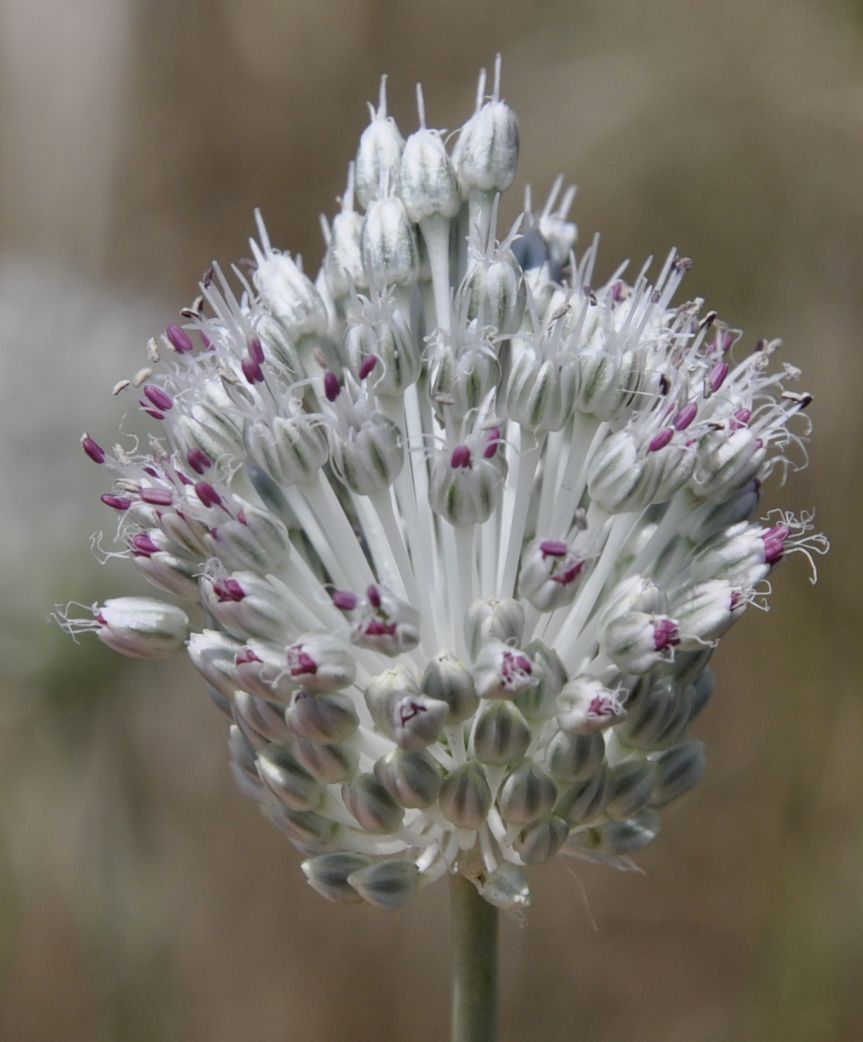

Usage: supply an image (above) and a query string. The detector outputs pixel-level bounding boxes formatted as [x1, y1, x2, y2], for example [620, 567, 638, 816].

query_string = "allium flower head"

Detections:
[59, 58, 826, 911]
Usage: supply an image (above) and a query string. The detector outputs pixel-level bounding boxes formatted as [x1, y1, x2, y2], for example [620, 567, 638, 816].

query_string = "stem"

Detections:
[450, 875, 499, 1042]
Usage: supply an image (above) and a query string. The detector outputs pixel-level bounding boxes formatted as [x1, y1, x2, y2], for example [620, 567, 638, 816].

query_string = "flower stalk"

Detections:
[450, 874, 499, 1042]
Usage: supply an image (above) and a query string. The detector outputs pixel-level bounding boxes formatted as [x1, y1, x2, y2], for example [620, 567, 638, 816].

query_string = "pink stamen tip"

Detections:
[95, 612, 107, 626]
[323, 371, 341, 402]
[81, 434, 105, 464]
[653, 618, 680, 652]
[540, 540, 568, 557]
[200, 332, 213, 351]
[129, 533, 160, 557]
[187, 448, 212, 474]
[730, 590, 744, 611]
[674, 403, 698, 431]
[213, 578, 245, 603]
[552, 560, 585, 586]
[141, 406, 165, 421]
[248, 337, 265, 364]
[399, 701, 426, 726]
[143, 384, 173, 411]
[140, 487, 173, 506]
[332, 590, 358, 612]
[237, 508, 248, 525]
[588, 695, 618, 719]
[366, 585, 382, 609]
[235, 647, 261, 665]
[364, 619, 397, 637]
[721, 330, 735, 353]
[241, 356, 265, 384]
[611, 281, 624, 303]
[451, 445, 472, 469]
[195, 481, 223, 508]
[100, 494, 132, 511]
[648, 428, 674, 453]
[484, 428, 502, 459]
[288, 648, 318, 677]
[730, 408, 752, 431]
[709, 361, 729, 393]
[358, 355, 379, 380]
[166, 323, 194, 353]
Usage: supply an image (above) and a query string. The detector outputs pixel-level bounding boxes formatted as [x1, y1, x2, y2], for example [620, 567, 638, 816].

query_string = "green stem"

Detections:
[449, 874, 499, 1042]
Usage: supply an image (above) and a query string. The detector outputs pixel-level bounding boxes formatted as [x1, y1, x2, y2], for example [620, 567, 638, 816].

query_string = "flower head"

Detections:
[59, 57, 825, 910]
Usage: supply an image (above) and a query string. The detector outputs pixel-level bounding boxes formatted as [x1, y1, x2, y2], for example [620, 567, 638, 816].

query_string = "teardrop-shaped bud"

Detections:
[302, 852, 372, 904]
[497, 760, 558, 825]
[188, 629, 242, 700]
[545, 729, 606, 783]
[347, 860, 420, 910]
[567, 808, 661, 856]
[555, 768, 610, 825]
[374, 748, 443, 809]
[421, 652, 479, 723]
[605, 759, 655, 820]
[515, 640, 567, 721]
[286, 691, 360, 745]
[473, 702, 531, 765]
[514, 815, 570, 865]
[464, 598, 525, 660]
[343, 772, 405, 834]
[292, 735, 359, 784]
[233, 690, 291, 747]
[438, 761, 492, 828]
[649, 741, 706, 808]
[266, 804, 337, 848]
[391, 693, 449, 750]
[256, 744, 324, 811]
[477, 863, 531, 909]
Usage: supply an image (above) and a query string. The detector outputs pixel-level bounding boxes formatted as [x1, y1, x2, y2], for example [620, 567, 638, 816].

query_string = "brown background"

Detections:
[1, 1, 861, 1040]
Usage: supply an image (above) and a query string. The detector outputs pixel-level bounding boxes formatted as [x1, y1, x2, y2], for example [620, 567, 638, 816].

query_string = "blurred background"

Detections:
[1, 0, 860, 1039]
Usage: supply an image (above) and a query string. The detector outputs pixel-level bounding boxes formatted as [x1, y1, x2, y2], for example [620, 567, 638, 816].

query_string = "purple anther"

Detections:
[451, 444, 472, 469]
[709, 361, 729, 393]
[366, 585, 382, 609]
[81, 434, 105, 464]
[140, 487, 174, 506]
[237, 508, 248, 525]
[484, 427, 502, 459]
[721, 330, 735, 353]
[331, 590, 358, 612]
[323, 371, 341, 402]
[501, 651, 532, 685]
[729, 590, 744, 612]
[674, 403, 698, 431]
[358, 355, 378, 381]
[761, 525, 789, 565]
[166, 323, 194, 353]
[129, 532, 160, 557]
[588, 694, 618, 719]
[552, 559, 585, 586]
[648, 428, 674, 453]
[248, 337, 265, 364]
[176, 471, 192, 486]
[143, 384, 174, 411]
[235, 647, 261, 665]
[241, 356, 265, 384]
[101, 494, 132, 511]
[287, 645, 318, 677]
[730, 408, 752, 431]
[195, 481, 223, 509]
[540, 540, 568, 558]
[187, 447, 212, 474]
[611, 281, 624, 303]
[364, 619, 397, 637]
[95, 612, 107, 626]
[213, 577, 245, 603]
[144, 466, 159, 478]
[652, 617, 680, 652]
[399, 701, 427, 726]
[141, 406, 165, 421]
[200, 332, 213, 351]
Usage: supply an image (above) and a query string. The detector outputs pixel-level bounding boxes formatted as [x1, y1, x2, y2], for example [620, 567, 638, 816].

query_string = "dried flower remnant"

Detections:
[58, 57, 826, 911]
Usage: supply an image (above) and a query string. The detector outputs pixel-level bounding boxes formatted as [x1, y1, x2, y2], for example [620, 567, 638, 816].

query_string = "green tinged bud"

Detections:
[439, 761, 493, 828]
[292, 735, 359, 783]
[421, 652, 479, 723]
[348, 860, 420, 910]
[343, 773, 405, 834]
[286, 691, 360, 745]
[256, 744, 324, 811]
[515, 815, 570, 864]
[478, 863, 530, 909]
[497, 760, 558, 825]
[649, 741, 706, 808]
[605, 759, 655, 820]
[302, 852, 372, 904]
[465, 597, 525, 660]
[473, 702, 531, 765]
[545, 729, 605, 782]
[555, 768, 609, 825]
[374, 748, 442, 809]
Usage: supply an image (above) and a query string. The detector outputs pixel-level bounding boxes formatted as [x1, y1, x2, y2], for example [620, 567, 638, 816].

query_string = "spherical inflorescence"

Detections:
[60, 59, 825, 910]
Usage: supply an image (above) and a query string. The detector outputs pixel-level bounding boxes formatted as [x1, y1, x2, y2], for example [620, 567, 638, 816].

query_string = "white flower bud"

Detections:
[302, 852, 371, 904]
[515, 641, 567, 721]
[373, 748, 443, 809]
[200, 572, 290, 643]
[324, 207, 366, 299]
[497, 760, 558, 825]
[421, 652, 479, 723]
[680, 481, 760, 543]
[343, 773, 405, 834]
[545, 729, 605, 783]
[233, 640, 301, 704]
[603, 612, 681, 675]
[365, 664, 418, 736]
[689, 522, 772, 587]
[129, 530, 200, 600]
[244, 414, 329, 488]
[233, 690, 291, 747]
[93, 597, 189, 659]
[206, 503, 292, 574]
[587, 430, 660, 514]
[568, 808, 660, 856]
[292, 735, 359, 784]
[671, 580, 745, 648]
[514, 815, 570, 865]
[438, 760, 493, 827]
[429, 343, 501, 424]
[286, 690, 359, 745]
[429, 435, 507, 526]
[254, 311, 303, 378]
[464, 598, 525, 660]
[691, 428, 766, 502]
[605, 759, 655, 820]
[556, 675, 626, 735]
[354, 89, 405, 208]
[649, 741, 706, 807]
[330, 412, 404, 496]
[518, 539, 587, 612]
[254, 252, 328, 340]
[597, 575, 668, 633]
[473, 701, 531, 765]
[360, 197, 418, 286]
[344, 310, 421, 396]
[390, 693, 449, 750]
[463, 249, 525, 334]
[452, 97, 519, 194]
[400, 128, 460, 222]
[267, 803, 337, 847]
[347, 860, 419, 910]
[188, 629, 242, 699]
[555, 768, 609, 825]
[507, 350, 577, 433]
[256, 744, 325, 811]
[478, 863, 531, 909]
[615, 676, 690, 751]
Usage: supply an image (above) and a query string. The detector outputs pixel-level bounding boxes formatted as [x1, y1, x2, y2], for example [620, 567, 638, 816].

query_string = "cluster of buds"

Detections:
[60, 58, 825, 911]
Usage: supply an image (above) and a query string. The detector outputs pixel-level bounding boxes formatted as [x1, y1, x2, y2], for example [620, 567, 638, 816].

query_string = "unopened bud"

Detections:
[361, 197, 418, 286]
[286, 690, 360, 745]
[347, 859, 420, 910]
[244, 414, 329, 488]
[478, 863, 530, 909]
[514, 815, 570, 865]
[206, 504, 293, 574]
[691, 428, 766, 502]
[330, 411, 404, 496]
[343, 772, 405, 834]
[473, 701, 531, 765]
[497, 760, 558, 825]
[568, 808, 661, 856]
[465, 598, 525, 660]
[649, 740, 706, 808]
[400, 128, 460, 222]
[256, 744, 325, 811]
[555, 768, 609, 825]
[233, 690, 291, 747]
[615, 676, 690, 751]
[545, 729, 605, 783]
[438, 760, 493, 827]
[452, 93, 519, 195]
[421, 652, 479, 723]
[292, 735, 359, 783]
[374, 748, 443, 809]
[605, 759, 655, 820]
[302, 852, 371, 904]
[254, 252, 328, 340]
[188, 629, 242, 699]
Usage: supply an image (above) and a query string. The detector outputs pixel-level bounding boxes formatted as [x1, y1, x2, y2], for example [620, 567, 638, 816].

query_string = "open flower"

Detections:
[58, 58, 825, 911]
